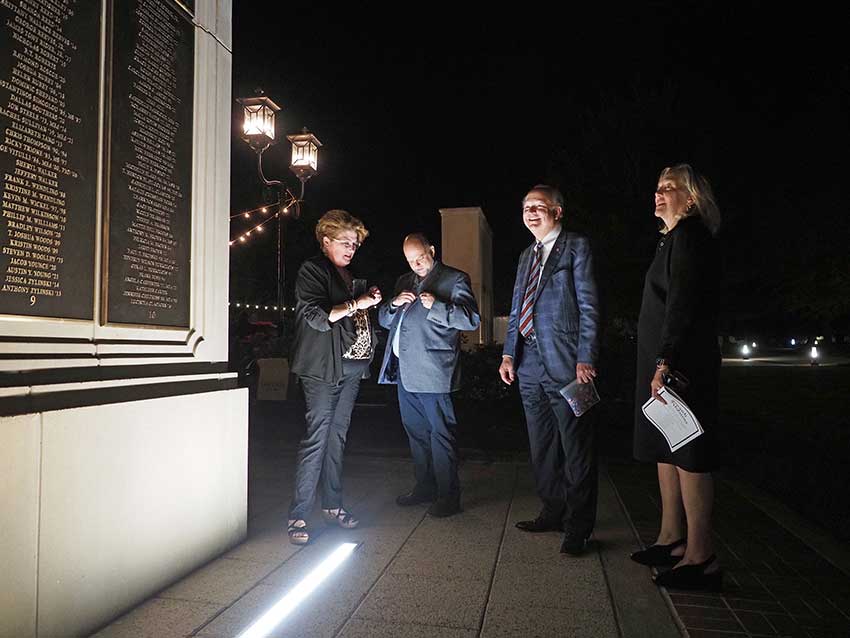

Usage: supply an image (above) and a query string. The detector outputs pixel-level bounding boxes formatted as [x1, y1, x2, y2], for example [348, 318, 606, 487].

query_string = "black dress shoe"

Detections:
[428, 495, 461, 518]
[396, 490, 435, 507]
[630, 538, 686, 566]
[653, 555, 723, 591]
[560, 530, 590, 555]
[515, 516, 563, 533]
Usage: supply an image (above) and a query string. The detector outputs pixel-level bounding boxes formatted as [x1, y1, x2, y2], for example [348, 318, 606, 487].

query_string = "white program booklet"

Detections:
[641, 386, 704, 452]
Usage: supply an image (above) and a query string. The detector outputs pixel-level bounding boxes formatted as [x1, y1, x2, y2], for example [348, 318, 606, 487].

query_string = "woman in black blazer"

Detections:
[631, 165, 723, 590]
[287, 209, 382, 544]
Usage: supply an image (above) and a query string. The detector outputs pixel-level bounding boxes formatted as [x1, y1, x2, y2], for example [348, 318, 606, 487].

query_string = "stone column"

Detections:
[439, 207, 493, 349]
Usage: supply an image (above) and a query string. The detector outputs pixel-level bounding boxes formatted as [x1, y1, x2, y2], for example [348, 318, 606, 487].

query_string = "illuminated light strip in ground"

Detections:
[234, 542, 359, 638]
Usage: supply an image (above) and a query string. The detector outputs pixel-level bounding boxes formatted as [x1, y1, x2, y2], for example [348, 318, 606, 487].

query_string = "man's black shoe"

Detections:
[427, 495, 461, 518]
[515, 516, 564, 533]
[395, 490, 435, 507]
[560, 530, 590, 555]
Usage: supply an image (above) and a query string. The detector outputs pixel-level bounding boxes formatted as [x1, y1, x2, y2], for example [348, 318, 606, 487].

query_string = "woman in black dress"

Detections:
[286, 209, 382, 544]
[631, 164, 723, 590]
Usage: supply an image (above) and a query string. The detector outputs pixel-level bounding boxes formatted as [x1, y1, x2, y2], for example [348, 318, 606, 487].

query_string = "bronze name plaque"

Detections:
[0, 0, 101, 319]
[104, 0, 194, 327]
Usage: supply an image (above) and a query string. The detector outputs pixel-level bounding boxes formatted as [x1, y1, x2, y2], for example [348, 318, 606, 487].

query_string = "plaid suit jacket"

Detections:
[503, 227, 600, 384]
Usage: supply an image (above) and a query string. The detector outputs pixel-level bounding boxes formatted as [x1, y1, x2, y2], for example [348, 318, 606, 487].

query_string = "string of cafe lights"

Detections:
[229, 203, 271, 220]
[229, 213, 276, 246]
[229, 187, 301, 310]
[229, 302, 296, 312]
[229, 190, 300, 247]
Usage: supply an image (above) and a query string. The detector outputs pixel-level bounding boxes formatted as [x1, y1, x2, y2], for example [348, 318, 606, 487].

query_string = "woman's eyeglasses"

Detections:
[331, 238, 361, 251]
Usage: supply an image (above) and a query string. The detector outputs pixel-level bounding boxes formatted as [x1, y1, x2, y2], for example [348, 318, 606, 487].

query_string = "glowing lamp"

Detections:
[287, 128, 322, 183]
[237, 94, 281, 151]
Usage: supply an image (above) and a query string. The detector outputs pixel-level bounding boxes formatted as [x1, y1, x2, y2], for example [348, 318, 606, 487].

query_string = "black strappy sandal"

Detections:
[321, 507, 359, 529]
[287, 519, 310, 545]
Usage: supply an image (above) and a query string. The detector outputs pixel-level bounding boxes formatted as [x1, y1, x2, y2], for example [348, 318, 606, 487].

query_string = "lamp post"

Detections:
[236, 90, 322, 319]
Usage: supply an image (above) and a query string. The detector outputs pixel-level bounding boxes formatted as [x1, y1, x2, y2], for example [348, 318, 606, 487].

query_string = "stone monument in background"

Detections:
[439, 207, 493, 349]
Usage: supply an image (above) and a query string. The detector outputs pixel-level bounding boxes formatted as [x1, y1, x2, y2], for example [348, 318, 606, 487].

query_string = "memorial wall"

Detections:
[0, 2, 242, 637]
[0, 0, 195, 329]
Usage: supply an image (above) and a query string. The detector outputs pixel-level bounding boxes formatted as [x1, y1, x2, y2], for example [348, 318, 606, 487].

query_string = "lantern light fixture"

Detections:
[287, 128, 323, 188]
[237, 94, 280, 151]
[236, 88, 323, 320]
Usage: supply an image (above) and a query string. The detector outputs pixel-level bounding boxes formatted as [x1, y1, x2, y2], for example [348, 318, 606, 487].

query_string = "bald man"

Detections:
[378, 234, 480, 517]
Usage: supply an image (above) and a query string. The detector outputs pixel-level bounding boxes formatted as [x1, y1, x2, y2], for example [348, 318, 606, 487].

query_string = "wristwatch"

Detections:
[655, 357, 670, 369]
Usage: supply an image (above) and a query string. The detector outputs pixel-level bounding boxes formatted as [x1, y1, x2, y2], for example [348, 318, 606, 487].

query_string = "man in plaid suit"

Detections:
[499, 184, 601, 555]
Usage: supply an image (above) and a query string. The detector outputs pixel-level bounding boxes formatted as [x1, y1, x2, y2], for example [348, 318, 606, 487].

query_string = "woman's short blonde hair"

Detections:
[314, 209, 369, 246]
[658, 164, 721, 236]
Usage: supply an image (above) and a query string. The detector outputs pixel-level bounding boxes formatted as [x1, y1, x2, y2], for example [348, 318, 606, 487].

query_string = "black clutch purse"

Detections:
[661, 369, 690, 394]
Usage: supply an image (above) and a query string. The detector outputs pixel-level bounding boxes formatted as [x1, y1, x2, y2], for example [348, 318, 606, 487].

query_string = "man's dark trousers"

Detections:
[516, 340, 597, 536]
[397, 381, 459, 499]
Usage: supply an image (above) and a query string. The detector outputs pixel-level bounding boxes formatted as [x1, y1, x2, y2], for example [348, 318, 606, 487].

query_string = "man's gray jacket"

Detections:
[377, 261, 480, 393]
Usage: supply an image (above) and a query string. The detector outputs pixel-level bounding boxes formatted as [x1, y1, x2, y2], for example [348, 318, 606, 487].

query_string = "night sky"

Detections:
[229, 4, 848, 335]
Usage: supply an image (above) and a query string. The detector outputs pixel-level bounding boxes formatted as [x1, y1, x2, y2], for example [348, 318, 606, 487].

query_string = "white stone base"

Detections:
[0, 388, 248, 638]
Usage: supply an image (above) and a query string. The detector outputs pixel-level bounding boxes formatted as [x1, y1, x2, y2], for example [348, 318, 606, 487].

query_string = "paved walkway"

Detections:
[90, 395, 850, 638]
[610, 461, 850, 638]
[92, 452, 679, 638]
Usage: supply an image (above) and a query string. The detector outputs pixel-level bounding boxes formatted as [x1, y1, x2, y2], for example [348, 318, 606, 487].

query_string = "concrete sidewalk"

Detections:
[92, 454, 681, 638]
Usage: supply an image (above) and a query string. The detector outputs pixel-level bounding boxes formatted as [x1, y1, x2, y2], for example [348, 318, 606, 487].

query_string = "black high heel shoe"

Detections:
[630, 538, 686, 566]
[653, 554, 723, 591]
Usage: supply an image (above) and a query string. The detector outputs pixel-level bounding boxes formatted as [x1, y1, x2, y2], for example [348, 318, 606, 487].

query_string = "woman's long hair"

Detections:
[659, 164, 722, 236]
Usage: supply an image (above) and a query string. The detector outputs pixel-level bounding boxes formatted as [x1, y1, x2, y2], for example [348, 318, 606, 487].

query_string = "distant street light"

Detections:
[236, 89, 323, 317]
[791, 338, 796, 346]
[810, 346, 819, 366]
[741, 344, 750, 360]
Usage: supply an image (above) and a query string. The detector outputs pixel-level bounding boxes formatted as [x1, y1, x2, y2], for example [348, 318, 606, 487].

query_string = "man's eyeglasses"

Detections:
[331, 238, 361, 251]
[522, 204, 551, 214]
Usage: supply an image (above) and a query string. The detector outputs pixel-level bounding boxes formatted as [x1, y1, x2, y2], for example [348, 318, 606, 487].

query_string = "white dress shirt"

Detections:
[536, 225, 562, 285]
[392, 303, 408, 356]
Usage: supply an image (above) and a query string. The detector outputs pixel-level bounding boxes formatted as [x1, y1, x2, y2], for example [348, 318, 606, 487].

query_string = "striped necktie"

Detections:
[518, 241, 544, 338]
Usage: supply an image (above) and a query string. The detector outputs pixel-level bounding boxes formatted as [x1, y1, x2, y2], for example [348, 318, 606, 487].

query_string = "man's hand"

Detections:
[499, 356, 516, 385]
[392, 290, 416, 307]
[650, 365, 668, 405]
[419, 292, 435, 309]
[576, 362, 597, 384]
